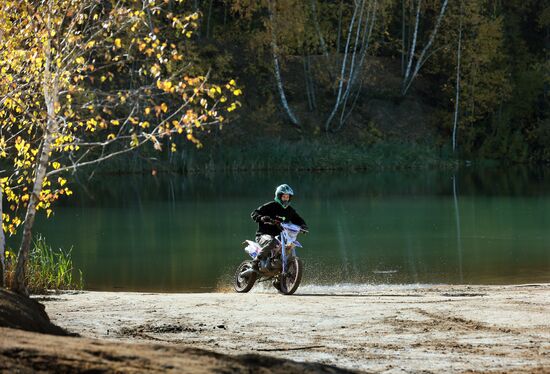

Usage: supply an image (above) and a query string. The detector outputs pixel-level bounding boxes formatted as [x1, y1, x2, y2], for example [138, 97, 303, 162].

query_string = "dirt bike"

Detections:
[233, 221, 307, 295]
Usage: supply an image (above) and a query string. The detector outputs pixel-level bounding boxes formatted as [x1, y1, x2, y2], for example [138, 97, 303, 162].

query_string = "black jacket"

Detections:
[251, 201, 307, 237]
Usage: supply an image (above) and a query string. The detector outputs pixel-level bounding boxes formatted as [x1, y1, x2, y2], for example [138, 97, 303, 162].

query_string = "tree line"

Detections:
[200, 0, 548, 161]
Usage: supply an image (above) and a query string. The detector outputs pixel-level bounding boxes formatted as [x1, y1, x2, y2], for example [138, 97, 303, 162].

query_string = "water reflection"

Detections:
[453, 174, 463, 282]
[9, 166, 549, 292]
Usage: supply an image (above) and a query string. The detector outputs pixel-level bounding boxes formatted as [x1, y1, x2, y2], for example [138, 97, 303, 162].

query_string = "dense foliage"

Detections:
[186, 0, 548, 162]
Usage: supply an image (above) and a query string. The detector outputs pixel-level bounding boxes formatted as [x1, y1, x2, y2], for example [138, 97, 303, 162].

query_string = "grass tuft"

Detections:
[4, 235, 83, 294]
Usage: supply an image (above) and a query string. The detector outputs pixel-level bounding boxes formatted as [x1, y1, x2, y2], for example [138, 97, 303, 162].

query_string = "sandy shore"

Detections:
[41, 284, 550, 373]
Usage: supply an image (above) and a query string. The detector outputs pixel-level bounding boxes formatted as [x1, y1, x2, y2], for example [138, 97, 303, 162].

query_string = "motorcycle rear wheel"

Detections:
[279, 256, 303, 295]
[234, 260, 257, 293]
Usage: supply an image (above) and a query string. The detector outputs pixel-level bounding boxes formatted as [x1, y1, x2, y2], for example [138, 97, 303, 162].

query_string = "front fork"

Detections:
[279, 235, 296, 274]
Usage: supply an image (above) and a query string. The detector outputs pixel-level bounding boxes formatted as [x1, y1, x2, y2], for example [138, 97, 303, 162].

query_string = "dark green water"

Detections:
[22, 167, 550, 291]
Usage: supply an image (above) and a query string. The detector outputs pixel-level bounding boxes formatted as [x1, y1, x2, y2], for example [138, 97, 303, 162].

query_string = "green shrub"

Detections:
[5, 235, 83, 294]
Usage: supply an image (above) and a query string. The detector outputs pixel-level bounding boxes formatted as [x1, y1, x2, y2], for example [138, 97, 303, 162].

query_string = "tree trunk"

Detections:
[303, 56, 312, 110]
[402, 0, 421, 94]
[303, 55, 316, 111]
[339, 6, 377, 128]
[269, 1, 300, 127]
[327, 0, 378, 132]
[338, 0, 377, 128]
[336, 0, 344, 54]
[324, 0, 360, 132]
[12, 111, 57, 295]
[310, 0, 334, 82]
[0, 186, 5, 288]
[12, 25, 58, 295]
[452, 17, 462, 153]
[310, 0, 329, 59]
[401, 0, 406, 75]
[402, 0, 449, 95]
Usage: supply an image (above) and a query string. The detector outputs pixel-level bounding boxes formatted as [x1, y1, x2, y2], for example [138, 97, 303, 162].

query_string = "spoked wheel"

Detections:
[279, 256, 303, 295]
[234, 260, 257, 293]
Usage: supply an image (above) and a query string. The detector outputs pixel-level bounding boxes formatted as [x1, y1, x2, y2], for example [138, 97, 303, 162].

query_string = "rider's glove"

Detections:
[261, 216, 274, 224]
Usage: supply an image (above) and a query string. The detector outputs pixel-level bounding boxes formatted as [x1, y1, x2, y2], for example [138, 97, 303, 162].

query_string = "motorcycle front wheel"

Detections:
[279, 256, 303, 295]
[234, 260, 257, 293]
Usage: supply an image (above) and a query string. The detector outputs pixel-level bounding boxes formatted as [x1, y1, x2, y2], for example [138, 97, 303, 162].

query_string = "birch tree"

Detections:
[230, 0, 305, 127]
[452, 13, 462, 153]
[401, 0, 449, 96]
[228, 0, 386, 132]
[434, 1, 511, 152]
[0, 0, 239, 294]
[268, 0, 300, 127]
[325, 0, 379, 132]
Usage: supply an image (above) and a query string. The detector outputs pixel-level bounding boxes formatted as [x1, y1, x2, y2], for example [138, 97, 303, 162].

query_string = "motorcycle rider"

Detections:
[250, 184, 308, 271]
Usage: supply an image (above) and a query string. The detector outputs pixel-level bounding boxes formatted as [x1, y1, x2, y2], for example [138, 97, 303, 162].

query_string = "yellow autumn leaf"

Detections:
[150, 64, 161, 77]
[114, 38, 122, 48]
[130, 134, 139, 147]
[156, 80, 173, 92]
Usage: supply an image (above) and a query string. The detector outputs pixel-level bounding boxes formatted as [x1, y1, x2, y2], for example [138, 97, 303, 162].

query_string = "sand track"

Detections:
[40, 284, 550, 372]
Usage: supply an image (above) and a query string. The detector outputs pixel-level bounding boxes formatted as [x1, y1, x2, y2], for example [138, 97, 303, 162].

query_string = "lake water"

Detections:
[25, 167, 550, 291]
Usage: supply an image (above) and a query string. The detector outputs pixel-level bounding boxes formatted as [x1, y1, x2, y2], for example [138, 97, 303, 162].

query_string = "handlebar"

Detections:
[262, 216, 308, 234]
[273, 220, 309, 234]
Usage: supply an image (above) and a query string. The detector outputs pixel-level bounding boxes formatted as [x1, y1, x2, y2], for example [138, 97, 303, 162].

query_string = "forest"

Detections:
[184, 0, 549, 163]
